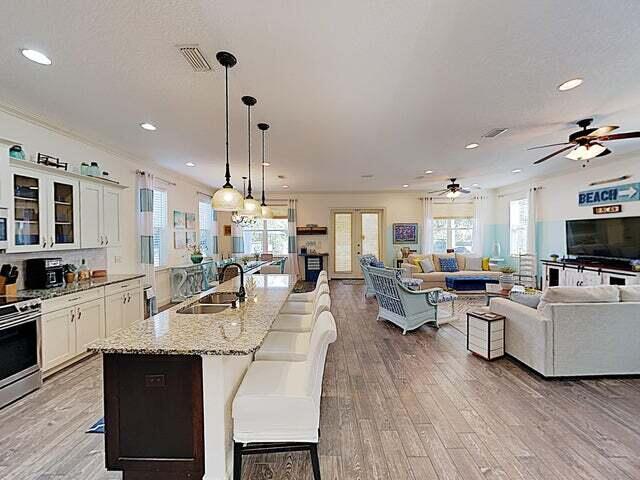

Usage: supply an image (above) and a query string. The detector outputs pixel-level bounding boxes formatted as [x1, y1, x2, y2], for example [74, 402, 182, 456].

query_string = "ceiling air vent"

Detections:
[177, 45, 211, 72]
[482, 128, 508, 138]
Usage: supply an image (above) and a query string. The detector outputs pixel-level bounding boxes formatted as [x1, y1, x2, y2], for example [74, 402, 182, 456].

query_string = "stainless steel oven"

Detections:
[0, 207, 7, 250]
[0, 298, 42, 409]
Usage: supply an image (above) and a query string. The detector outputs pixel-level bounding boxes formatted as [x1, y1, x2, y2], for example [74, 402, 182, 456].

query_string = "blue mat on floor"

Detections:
[86, 417, 105, 434]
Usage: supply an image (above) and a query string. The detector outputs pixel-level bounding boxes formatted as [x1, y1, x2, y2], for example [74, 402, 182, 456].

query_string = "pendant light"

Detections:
[240, 95, 261, 216]
[258, 122, 273, 219]
[232, 178, 258, 227]
[212, 51, 244, 211]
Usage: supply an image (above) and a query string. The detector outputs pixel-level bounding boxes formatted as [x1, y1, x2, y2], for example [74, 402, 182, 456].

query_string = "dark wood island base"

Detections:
[103, 353, 205, 480]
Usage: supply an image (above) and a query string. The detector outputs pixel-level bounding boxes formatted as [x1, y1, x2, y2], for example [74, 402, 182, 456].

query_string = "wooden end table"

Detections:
[466, 310, 505, 361]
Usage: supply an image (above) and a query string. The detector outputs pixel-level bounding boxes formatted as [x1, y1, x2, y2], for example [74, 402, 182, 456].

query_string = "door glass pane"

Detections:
[54, 182, 74, 244]
[361, 213, 380, 258]
[14, 174, 40, 246]
[334, 213, 352, 273]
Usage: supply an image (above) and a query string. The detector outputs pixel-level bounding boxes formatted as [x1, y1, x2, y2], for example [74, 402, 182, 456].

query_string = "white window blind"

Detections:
[198, 197, 213, 255]
[510, 198, 529, 256]
[334, 213, 352, 273]
[153, 189, 168, 266]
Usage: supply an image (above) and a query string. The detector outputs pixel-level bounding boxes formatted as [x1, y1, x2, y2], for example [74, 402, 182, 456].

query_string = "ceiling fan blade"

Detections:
[527, 142, 572, 151]
[427, 189, 447, 194]
[460, 188, 471, 194]
[533, 144, 575, 164]
[587, 125, 619, 137]
[437, 191, 449, 196]
[595, 131, 640, 142]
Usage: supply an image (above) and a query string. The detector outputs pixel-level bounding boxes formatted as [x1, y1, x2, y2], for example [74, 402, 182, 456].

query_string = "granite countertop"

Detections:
[89, 273, 294, 356]
[18, 273, 146, 300]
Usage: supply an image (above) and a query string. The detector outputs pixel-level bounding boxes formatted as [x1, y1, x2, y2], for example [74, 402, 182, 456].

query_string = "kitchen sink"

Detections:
[177, 304, 231, 315]
[198, 292, 239, 305]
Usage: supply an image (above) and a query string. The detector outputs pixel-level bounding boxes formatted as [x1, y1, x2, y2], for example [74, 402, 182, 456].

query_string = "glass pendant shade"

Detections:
[261, 204, 274, 219]
[565, 143, 606, 161]
[242, 197, 261, 216]
[212, 186, 244, 211]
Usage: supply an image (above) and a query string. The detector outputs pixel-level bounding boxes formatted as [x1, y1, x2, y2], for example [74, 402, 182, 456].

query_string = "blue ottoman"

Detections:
[445, 276, 499, 291]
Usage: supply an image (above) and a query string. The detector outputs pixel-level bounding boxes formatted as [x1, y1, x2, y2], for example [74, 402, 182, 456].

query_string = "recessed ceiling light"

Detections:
[262, 162, 271, 166]
[465, 143, 479, 149]
[512, 168, 522, 174]
[21, 49, 52, 65]
[558, 78, 583, 92]
[185, 162, 195, 167]
[140, 122, 157, 131]
[282, 185, 289, 189]
[402, 184, 409, 188]
[472, 183, 480, 187]
[425, 170, 433, 174]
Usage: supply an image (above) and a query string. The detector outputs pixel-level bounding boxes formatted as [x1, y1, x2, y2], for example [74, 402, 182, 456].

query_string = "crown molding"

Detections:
[0, 100, 215, 194]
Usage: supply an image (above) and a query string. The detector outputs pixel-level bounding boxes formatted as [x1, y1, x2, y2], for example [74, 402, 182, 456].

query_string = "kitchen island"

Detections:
[90, 273, 294, 480]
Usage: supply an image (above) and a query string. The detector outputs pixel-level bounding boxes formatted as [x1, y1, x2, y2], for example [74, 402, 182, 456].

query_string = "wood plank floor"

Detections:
[2, 280, 640, 479]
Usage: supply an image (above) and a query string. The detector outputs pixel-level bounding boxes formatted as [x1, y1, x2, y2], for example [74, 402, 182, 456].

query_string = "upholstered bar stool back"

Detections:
[232, 311, 338, 480]
[271, 293, 331, 333]
[281, 283, 330, 315]
[289, 273, 329, 303]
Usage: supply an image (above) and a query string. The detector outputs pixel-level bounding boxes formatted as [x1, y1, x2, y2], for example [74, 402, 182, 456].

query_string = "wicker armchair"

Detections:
[359, 254, 379, 298]
[365, 265, 442, 334]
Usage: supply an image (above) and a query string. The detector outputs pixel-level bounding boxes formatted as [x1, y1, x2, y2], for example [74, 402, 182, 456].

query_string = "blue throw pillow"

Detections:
[371, 260, 385, 268]
[439, 257, 459, 272]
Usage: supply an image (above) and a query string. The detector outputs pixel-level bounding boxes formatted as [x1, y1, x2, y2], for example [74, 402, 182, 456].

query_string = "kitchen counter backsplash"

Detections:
[18, 273, 145, 300]
[0, 249, 107, 290]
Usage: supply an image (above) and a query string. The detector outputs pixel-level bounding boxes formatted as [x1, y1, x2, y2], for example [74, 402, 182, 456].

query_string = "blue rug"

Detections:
[86, 417, 105, 434]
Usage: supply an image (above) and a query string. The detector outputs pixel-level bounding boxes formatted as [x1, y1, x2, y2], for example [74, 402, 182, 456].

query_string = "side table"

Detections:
[466, 310, 505, 360]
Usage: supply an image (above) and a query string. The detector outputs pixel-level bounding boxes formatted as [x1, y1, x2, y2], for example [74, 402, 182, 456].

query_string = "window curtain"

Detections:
[137, 171, 155, 288]
[231, 223, 244, 257]
[527, 186, 538, 254]
[472, 193, 489, 256]
[211, 209, 219, 259]
[421, 197, 434, 254]
[287, 199, 300, 276]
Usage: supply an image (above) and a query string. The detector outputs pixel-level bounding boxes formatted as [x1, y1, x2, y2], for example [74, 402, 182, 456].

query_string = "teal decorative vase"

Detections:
[191, 254, 203, 264]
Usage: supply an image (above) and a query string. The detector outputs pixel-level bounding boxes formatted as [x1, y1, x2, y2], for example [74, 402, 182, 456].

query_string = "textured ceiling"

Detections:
[2, 0, 640, 192]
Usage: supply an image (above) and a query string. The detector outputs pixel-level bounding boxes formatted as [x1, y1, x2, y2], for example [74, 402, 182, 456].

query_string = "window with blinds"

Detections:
[510, 198, 529, 256]
[433, 218, 473, 253]
[334, 212, 352, 273]
[199, 197, 214, 255]
[153, 189, 168, 266]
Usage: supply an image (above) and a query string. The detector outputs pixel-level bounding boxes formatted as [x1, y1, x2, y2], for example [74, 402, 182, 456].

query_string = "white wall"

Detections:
[0, 108, 214, 304]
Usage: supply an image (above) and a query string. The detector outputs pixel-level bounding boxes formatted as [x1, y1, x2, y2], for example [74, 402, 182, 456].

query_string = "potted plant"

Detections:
[63, 264, 77, 284]
[499, 266, 516, 290]
[631, 259, 640, 272]
[188, 244, 204, 264]
[549, 254, 560, 262]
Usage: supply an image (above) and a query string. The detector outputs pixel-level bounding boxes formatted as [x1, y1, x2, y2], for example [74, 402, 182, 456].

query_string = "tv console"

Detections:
[542, 259, 640, 289]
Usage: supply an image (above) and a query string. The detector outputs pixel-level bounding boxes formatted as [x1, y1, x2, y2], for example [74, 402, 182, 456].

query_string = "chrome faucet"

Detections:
[219, 262, 246, 301]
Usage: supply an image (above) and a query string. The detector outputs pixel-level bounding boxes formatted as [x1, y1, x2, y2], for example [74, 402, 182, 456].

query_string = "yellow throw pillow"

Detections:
[482, 257, 490, 271]
[411, 255, 425, 272]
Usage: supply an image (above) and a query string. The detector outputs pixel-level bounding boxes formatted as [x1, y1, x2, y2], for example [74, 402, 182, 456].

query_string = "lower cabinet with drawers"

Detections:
[41, 278, 143, 376]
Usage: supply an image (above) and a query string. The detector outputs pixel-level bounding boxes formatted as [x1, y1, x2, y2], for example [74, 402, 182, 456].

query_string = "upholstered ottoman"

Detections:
[445, 276, 499, 291]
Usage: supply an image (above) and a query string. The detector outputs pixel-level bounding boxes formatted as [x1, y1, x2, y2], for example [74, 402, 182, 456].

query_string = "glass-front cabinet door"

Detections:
[48, 176, 80, 250]
[11, 170, 47, 252]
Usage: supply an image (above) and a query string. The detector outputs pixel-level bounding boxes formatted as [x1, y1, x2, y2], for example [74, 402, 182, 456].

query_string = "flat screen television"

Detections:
[566, 216, 640, 260]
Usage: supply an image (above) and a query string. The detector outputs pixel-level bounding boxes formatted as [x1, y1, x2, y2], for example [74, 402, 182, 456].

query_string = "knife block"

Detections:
[0, 283, 17, 296]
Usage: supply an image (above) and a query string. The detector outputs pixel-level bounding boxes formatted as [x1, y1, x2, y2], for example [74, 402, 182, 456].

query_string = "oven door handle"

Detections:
[0, 312, 41, 331]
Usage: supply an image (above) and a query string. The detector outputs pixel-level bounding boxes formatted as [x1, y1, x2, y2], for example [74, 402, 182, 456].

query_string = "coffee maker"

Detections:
[25, 258, 64, 289]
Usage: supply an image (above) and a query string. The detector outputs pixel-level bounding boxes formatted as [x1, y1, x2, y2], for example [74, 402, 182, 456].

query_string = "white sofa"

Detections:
[401, 253, 500, 289]
[490, 285, 640, 377]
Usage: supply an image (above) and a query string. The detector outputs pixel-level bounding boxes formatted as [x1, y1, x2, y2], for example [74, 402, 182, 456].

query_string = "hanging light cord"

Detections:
[247, 102, 253, 198]
[224, 64, 231, 187]
[261, 129, 266, 206]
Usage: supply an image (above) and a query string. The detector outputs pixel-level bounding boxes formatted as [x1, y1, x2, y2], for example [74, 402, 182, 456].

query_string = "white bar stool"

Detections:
[288, 271, 328, 303]
[232, 311, 337, 480]
[280, 283, 329, 315]
[271, 293, 331, 333]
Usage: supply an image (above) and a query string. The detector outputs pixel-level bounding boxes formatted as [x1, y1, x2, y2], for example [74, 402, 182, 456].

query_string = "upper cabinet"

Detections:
[9, 168, 80, 252]
[7, 158, 126, 253]
[80, 182, 121, 248]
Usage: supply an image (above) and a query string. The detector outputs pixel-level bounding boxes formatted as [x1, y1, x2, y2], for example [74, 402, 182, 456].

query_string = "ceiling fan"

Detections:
[529, 118, 640, 165]
[428, 178, 478, 198]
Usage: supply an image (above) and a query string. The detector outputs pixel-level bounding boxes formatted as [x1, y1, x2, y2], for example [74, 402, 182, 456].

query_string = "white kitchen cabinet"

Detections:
[79, 182, 121, 248]
[47, 174, 80, 250]
[75, 298, 105, 353]
[41, 308, 76, 371]
[105, 284, 143, 335]
[0, 153, 10, 208]
[102, 186, 121, 247]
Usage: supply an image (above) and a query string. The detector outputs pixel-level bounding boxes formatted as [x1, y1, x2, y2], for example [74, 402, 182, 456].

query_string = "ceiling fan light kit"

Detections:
[212, 51, 245, 212]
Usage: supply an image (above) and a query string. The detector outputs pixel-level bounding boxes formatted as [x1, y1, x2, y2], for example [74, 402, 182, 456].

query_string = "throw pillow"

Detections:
[433, 254, 454, 272]
[439, 257, 459, 272]
[482, 257, 490, 271]
[619, 285, 640, 302]
[465, 256, 482, 271]
[410, 255, 425, 272]
[510, 291, 542, 309]
[419, 257, 435, 273]
[455, 253, 467, 270]
[371, 260, 385, 268]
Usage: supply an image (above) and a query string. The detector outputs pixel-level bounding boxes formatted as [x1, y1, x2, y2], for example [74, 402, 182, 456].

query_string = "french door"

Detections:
[331, 209, 383, 278]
